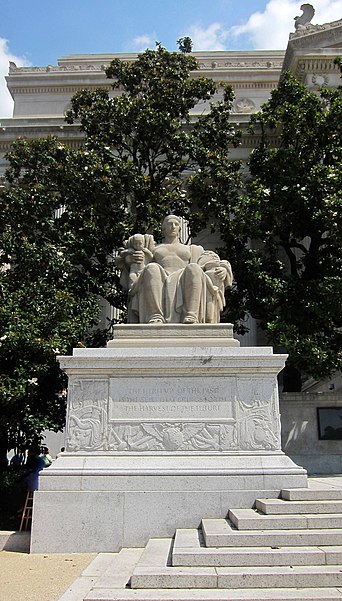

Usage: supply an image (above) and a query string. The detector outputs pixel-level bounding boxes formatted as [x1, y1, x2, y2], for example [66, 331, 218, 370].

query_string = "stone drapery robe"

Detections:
[126, 244, 232, 324]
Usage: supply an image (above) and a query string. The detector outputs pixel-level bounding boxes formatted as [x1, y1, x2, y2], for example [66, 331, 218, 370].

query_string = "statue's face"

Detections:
[163, 216, 180, 238]
[133, 235, 144, 249]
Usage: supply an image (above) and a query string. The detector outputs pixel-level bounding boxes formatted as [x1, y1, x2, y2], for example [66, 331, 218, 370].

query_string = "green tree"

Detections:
[66, 41, 241, 235]
[207, 69, 342, 384]
[0, 41, 241, 461]
[0, 137, 132, 465]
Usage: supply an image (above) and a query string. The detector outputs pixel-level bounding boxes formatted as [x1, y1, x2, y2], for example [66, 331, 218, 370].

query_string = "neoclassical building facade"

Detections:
[1, 16, 341, 173]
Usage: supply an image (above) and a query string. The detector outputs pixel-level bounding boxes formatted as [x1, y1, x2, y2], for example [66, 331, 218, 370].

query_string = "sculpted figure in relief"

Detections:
[116, 215, 233, 324]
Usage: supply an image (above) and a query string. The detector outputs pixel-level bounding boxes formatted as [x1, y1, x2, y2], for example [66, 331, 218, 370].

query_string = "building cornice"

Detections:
[288, 17, 342, 42]
[283, 18, 342, 72]
[8, 50, 285, 75]
[8, 84, 112, 95]
[0, 118, 267, 152]
[7, 80, 280, 98]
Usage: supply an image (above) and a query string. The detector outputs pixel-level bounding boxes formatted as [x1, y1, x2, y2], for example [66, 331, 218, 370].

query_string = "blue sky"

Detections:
[3, 1, 270, 63]
[0, 0, 341, 116]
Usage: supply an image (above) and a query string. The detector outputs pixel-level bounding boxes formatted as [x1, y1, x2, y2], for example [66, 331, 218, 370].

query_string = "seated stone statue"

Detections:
[115, 215, 233, 324]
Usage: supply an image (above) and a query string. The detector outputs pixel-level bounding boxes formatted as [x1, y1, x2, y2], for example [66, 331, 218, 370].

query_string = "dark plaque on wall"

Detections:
[317, 407, 342, 440]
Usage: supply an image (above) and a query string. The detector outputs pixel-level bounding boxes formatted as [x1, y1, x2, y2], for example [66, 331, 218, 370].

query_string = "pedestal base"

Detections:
[31, 325, 307, 552]
[31, 452, 306, 553]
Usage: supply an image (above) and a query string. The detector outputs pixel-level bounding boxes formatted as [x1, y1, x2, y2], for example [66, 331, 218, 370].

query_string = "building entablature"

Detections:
[9, 50, 285, 75]
[6, 50, 284, 120]
[290, 52, 342, 87]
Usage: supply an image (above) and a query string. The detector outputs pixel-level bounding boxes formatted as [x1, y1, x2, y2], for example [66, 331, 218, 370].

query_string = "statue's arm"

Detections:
[120, 247, 135, 265]
[114, 248, 131, 291]
[115, 248, 126, 270]
[219, 260, 233, 288]
[197, 248, 233, 287]
[142, 249, 154, 264]
[190, 244, 205, 263]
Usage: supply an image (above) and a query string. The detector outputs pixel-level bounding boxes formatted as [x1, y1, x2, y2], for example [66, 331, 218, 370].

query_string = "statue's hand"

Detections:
[214, 266, 227, 281]
[132, 250, 145, 263]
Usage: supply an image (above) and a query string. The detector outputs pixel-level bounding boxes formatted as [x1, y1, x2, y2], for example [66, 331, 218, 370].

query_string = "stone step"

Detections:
[84, 587, 342, 600]
[172, 528, 342, 567]
[64, 542, 342, 600]
[216, 565, 342, 589]
[202, 519, 342, 547]
[131, 538, 217, 589]
[281, 487, 342, 502]
[257, 498, 342, 515]
[228, 508, 342, 530]
[57, 548, 144, 601]
[130, 537, 342, 590]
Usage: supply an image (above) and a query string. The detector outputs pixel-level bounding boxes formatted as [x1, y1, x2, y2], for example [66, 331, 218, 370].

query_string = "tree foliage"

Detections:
[0, 137, 132, 459]
[2, 37, 338, 453]
[0, 41, 241, 457]
[66, 41, 241, 235]
[208, 69, 342, 381]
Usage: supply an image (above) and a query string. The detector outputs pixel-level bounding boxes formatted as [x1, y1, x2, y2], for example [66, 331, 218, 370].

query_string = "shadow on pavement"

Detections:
[1, 531, 30, 553]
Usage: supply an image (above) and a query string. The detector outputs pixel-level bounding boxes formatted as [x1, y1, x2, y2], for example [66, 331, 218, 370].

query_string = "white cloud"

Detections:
[230, 0, 342, 50]
[186, 22, 228, 51]
[184, 0, 342, 52]
[131, 34, 156, 52]
[0, 38, 30, 119]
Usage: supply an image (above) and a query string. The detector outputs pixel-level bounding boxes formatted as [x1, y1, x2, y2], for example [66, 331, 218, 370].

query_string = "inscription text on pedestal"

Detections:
[109, 377, 234, 422]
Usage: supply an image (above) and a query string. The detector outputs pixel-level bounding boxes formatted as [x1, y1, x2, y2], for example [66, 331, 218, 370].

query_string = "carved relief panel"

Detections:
[65, 373, 281, 453]
[107, 421, 236, 452]
[66, 378, 109, 451]
[232, 98, 256, 113]
[233, 378, 281, 451]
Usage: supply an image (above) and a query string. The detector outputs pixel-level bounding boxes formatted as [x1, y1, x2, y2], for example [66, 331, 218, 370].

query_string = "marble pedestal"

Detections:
[30, 324, 307, 553]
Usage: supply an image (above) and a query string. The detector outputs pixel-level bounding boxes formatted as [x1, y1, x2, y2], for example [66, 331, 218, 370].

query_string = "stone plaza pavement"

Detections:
[0, 532, 95, 601]
[2, 476, 342, 601]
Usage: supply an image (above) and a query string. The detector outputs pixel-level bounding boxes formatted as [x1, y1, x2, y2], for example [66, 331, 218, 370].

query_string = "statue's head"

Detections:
[162, 215, 181, 237]
[131, 233, 145, 250]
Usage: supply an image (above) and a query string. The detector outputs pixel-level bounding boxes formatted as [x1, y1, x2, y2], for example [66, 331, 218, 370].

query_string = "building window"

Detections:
[317, 407, 342, 440]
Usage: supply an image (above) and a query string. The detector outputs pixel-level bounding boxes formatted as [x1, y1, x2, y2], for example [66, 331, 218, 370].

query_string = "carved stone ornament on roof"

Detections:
[294, 3, 315, 30]
[290, 17, 342, 39]
[200, 60, 283, 70]
[232, 97, 256, 114]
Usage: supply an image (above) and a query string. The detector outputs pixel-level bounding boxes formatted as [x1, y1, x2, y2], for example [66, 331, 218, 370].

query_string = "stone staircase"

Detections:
[60, 481, 342, 601]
